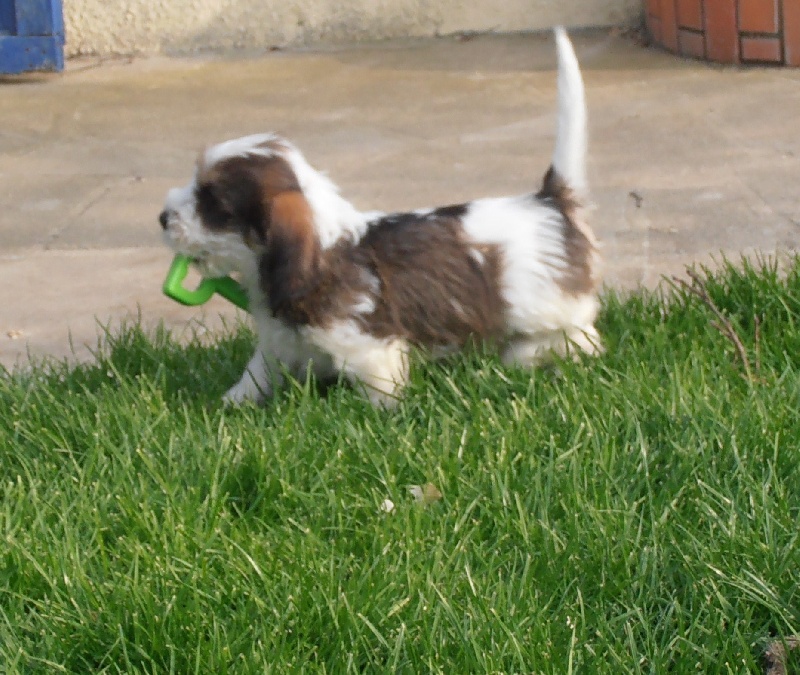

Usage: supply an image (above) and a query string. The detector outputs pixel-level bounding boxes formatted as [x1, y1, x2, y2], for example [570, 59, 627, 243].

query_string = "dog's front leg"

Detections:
[223, 313, 301, 405]
[223, 347, 275, 404]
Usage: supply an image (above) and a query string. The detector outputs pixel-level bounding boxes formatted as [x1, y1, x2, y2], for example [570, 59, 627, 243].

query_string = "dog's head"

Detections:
[159, 133, 364, 282]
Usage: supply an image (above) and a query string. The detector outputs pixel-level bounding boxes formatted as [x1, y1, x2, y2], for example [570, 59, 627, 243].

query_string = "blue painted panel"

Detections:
[16, 0, 61, 36]
[0, 0, 63, 74]
[0, 35, 63, 73]
[0, 1, 15, 35]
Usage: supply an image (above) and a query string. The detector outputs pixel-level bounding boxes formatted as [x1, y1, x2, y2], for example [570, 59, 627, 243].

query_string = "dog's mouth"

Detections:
[187, 252, 237, 279]
[193, 256, 224, 278]
[161, 216, 252, 280]
[160, 232, 213, 278]
[161, 223, 188, 252]
[162, 228, 209, 268]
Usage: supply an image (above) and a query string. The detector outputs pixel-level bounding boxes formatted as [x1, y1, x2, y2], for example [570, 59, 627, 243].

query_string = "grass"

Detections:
[1, 257, 799, 673]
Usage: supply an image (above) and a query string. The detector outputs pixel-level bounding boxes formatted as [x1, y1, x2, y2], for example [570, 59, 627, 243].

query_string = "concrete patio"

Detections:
[1, 29, 799, 368]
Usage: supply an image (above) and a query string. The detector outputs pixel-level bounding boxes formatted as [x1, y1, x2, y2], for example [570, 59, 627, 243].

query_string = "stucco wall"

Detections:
[64, 0, 641, 57]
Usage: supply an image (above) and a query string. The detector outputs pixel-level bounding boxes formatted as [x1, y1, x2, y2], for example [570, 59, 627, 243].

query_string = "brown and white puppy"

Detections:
[159, 27, 601, 407]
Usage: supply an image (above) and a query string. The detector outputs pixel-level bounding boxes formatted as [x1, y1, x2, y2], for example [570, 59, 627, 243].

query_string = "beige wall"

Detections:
[65, 0, 641, 57]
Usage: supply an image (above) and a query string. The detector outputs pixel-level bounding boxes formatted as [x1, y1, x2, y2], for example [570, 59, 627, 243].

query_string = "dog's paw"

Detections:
[366, 387, 401, 409]
[223, 378, 268, 406]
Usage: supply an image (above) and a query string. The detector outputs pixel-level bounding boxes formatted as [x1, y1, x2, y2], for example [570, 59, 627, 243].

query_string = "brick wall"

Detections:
[646, 0, 800, 65]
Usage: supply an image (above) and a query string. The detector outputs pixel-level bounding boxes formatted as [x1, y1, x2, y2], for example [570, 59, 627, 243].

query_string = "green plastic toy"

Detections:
[162, 254, 249, 311]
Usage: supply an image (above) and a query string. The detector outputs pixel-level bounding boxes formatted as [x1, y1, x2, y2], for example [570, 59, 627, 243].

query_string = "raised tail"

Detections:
[550, 27, 587, 197]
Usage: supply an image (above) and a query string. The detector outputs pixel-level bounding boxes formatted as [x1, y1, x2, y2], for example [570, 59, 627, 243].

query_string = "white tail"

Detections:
[551, 27, 588, 197]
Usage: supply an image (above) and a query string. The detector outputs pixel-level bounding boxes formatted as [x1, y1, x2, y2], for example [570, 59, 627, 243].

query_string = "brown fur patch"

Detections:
[269, 192, 317, 263]
[537, 166, 596, 296]
[356, 210, 506, 346]
[262, 191, 322, 321]
[262, 206, 507, 350]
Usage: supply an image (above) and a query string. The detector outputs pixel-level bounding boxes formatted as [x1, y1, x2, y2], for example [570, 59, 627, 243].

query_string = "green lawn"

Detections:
[2, 258, 799, 673]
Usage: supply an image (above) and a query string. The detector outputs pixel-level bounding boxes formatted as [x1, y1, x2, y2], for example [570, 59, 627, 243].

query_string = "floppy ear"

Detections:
[262, 190, 321, 321]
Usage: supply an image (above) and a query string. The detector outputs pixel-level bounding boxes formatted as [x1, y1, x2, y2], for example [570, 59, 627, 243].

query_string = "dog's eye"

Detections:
[195, 184, 231, 229]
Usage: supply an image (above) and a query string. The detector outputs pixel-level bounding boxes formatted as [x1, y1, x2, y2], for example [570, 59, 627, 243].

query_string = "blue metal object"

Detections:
[0, 0, 64, 74]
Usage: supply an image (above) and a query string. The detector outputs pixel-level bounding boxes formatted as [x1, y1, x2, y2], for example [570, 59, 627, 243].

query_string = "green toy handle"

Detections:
[162, 254, 249, 312]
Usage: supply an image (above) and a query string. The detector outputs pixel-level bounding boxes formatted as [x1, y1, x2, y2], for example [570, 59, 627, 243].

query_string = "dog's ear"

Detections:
[262, 190, 321, 321]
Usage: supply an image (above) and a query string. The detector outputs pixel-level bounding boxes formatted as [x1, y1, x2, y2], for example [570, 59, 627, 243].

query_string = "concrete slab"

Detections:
[1, 31, 799, 368]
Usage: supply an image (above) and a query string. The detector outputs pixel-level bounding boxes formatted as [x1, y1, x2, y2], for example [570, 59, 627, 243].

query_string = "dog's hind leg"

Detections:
[351, 342, 410, 408]
[305, 322, 410, 408]
[502, 325, 601, 367]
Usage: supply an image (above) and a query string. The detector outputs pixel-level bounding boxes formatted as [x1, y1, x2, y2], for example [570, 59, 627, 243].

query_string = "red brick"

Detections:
[740, 36, 782, 61]
[647, 14, 664, 44]
[738, 0, 778, 34]
[679, 29, 707, 58]
[646, 0, 660, 15]
[659, 0, 680, 51]
[783, 0, 800, 66]
[677, 0, 704, 29]
[705, 0, 739, 62]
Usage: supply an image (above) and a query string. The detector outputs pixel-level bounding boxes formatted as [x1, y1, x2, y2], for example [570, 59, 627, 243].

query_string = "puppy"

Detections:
[159, 27, 601, 407]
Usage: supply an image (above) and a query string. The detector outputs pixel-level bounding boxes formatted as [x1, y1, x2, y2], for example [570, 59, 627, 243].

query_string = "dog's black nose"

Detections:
[159, 210, 169, 229]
